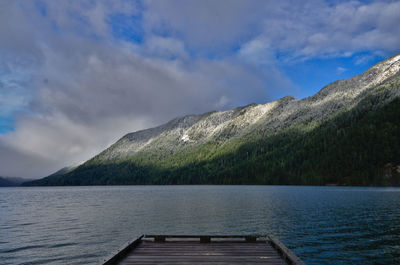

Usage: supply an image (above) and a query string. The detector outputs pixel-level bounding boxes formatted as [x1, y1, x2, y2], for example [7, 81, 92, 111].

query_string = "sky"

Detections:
[0, 0, 400, 179]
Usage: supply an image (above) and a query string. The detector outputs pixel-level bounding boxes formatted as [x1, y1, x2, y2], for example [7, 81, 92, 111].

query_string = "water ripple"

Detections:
[0, 186, 400, 264]
[1, 244, 47, 254]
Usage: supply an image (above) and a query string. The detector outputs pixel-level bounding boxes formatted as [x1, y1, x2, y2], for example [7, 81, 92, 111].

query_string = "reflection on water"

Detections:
[0, 186, 400, 264]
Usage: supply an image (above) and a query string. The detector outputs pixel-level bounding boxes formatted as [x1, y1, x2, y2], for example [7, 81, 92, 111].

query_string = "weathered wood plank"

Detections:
[122, 242, 286, 264]
[145, 235, 263, 239]
[136, 242, 270, 248]
[120, 257, 285, 264]
[119, 259, 287, 265]
[136, 244, 270, 248]
[140, 241, 268, 245]
[133, 245, 272, 249]
[125, 255, 282, 259]
[129, 250, 280, 255]
[103, 235, 305, 265]
[120, 259, 286, 265]
[130, 249, 276, 252]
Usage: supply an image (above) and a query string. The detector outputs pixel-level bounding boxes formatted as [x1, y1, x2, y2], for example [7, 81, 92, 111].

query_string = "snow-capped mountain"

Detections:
[94, 54, 400, 162]
[25, 53, 400, 186]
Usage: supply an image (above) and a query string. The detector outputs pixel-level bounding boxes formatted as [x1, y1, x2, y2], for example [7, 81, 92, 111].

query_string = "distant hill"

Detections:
[25, 54, 400, 186]
[0, 177, 30, 187]
[47, 163, 81, 177]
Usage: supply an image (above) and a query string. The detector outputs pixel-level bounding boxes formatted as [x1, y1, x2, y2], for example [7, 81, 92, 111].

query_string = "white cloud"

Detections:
[336, 67, 347, 75]
[143, 0, 265, 53]
[0, 0, 280, 178]
[247, 0, 400, 60]
[0, 0, 399, 178]
[238, 37, 274, 66]
[142, 36, 189, 60]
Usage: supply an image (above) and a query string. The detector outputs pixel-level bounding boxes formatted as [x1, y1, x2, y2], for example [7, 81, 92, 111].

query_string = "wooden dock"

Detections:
[101, 235, 305, 265]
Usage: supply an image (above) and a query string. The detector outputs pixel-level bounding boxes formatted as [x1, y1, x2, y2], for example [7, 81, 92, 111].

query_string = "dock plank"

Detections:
[103, 235, 304, 265]
[119, 241, 284, 264]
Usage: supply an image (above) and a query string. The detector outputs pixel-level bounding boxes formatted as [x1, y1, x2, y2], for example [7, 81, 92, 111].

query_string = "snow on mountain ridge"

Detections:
[92, 54, 400, 162]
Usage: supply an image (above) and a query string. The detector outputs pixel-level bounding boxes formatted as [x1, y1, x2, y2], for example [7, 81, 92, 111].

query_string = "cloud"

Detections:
[0, 112, 151, 178]
[0, 0, 281, 178]
[142, 0, 400, 60]
[0, 0, 399, 178]
[243, 0, 400, 60]
[141, 36, 188, 59]
[0, 79, 29, 117]
[336, 67, 347, 75]
[143, 0, 266, 53]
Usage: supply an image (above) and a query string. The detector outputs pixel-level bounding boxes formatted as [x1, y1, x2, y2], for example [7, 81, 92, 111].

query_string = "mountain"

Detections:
[25, 54, 400, 186]
[0, 176, 30, 187]
[46, 162, 83, 177]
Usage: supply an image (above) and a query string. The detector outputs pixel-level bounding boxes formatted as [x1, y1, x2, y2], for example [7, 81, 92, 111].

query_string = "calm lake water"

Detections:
[1, 186, 400, 264]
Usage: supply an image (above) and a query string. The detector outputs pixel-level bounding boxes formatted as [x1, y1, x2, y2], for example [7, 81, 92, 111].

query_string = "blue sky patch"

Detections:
[0, 116, 15, 134]
[109, 13, 144, 44]
[280, 52, 385, 99]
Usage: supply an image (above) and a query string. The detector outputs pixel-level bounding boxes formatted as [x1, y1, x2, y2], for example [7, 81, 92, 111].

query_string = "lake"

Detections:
[0, 186, 399, 264]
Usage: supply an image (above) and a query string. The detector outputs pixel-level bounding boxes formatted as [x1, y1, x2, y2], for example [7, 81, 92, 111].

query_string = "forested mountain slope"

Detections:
[25, 54, 400, 186]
